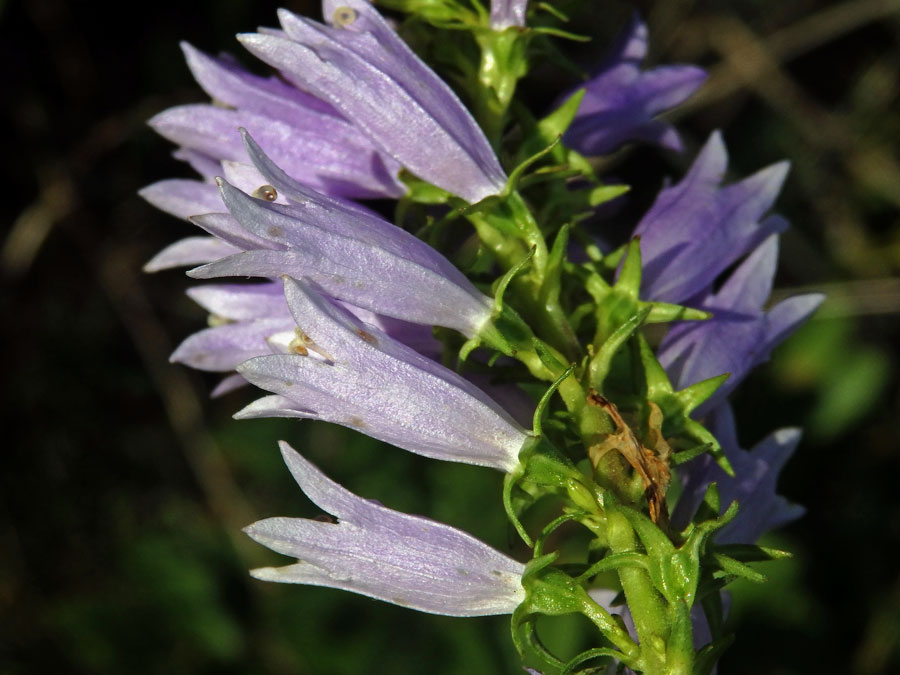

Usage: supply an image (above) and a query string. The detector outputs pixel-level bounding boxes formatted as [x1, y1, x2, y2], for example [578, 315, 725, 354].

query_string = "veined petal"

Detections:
[139, 179, 224, 221]
[181, 40, 341, 122]
[244, 442, 526, 616]
[237, 1, 506, 203]
[143, 236, 240, 272]
[185, 281, 288, 321]
[187, 176, 493, 336]
[149, 104, 402, 199]
[170, 317, 295, 372]
[239, 129, 477, 287]
[635, 132, 789, 304]
[563, 14, 706, 156]
[659, 236, 823, 414]
[671, 405, 804, 544]
[235, 278, 529, 471]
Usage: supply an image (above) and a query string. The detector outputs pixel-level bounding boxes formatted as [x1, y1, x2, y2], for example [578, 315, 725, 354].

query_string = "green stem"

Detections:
[606, 509, 669, 674]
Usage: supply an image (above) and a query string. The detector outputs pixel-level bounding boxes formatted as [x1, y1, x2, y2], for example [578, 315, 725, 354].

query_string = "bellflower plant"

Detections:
[144, 2, 822, 673]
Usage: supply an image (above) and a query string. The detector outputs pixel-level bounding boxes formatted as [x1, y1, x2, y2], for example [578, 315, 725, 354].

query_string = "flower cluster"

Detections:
[144, 2, 821, 673]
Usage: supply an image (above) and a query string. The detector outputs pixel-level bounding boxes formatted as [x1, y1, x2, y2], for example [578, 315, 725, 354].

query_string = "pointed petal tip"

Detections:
[705, 129, 727, 158]
[248, 566, 282, 582]
[772, 426, 803, 447]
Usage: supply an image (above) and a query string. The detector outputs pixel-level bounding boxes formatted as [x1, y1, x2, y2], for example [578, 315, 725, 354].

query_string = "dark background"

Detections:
[2, 0, 899, 673]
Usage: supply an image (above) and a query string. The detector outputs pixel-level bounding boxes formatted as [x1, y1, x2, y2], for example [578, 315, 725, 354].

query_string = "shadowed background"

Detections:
[2, 0, 899, 673]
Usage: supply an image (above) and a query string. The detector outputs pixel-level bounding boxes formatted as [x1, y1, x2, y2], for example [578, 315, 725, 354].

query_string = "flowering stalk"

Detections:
[144, 2, 820, 673]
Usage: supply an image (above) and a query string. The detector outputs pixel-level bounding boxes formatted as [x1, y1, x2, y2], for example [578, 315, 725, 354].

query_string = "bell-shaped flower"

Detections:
[671, 405, 804, 544]
[245, 441, 526, 615]
[146, 42, 404, 202]
[237, 0, 507, 203]
[563, 13, 706, 156]
[491, 0, 527, 29]
[634, 131, 791, 304]
[235, 277, 529, 472]
[658, 236, 823, 415]
[187, 132, 495, 336]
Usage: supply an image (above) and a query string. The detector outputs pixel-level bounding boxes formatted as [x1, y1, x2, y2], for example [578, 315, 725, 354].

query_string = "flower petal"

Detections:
[235, 278, 528, 471]
[244, 441, 526, 616]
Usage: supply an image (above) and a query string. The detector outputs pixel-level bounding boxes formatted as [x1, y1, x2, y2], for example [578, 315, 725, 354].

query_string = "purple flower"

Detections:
[235, 277, 529, 472]
[186, 132, 495, 336]
[659, 236, 822, 416]
[671, 405, 804, 544]
[237, 0, 507, 203]
[169, 281, 294, 373]
[170, 279, 439, 384]
[563, 13, 706, 156]
[635, 132, 790, 304]
[491, 0, 527, 29]
[147, 42, 404, 200]
[245, 441, 526, 615]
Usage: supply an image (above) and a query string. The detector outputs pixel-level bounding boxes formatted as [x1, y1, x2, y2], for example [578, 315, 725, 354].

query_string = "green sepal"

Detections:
[514, 553, 640, 668]
[540, 224, 570, 311]
[531, 338, 567, 374]
[504, 436, 588, 545]
[561, 647, 627, 675]
[676, 374, 731, 417]
[632, 336, 734, 476]
[617, 238, 643, 299]
[589, 305, 652, 390]
[533, 362, 577, 436]
[644, 302, 711, 324]
[532, 25, 591, 41]
[712, 543, 792, 563]
[576, 552, 649, 583]
[511, 607, 566, 672]
[521, 88, 585, 160]
[534, 513, 585, 557]
[613, 499, 739, 608]
[503, 469, 535, 547]
[693, 482, 721, 524]
[398, 170, 453, 204]
[534, 1, 569, 22]
[589, 183, 630, 207]
[521, 553, 595, 616]
[504, 136, 563, 196]
[670, 444, 713, 466]
[493, 246, 535, 314]
[464, 252, 539, 365]
[709, 553, 768, 584]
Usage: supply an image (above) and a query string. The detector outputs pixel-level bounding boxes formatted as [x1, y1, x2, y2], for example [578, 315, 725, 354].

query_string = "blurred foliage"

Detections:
[2, 0, 899, 674]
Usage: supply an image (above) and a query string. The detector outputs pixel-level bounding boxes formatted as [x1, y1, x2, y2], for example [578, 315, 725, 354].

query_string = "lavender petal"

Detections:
[144, 236, 240, 272]
[244, 441, 526, 616]
[235, 278, 528, 471]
